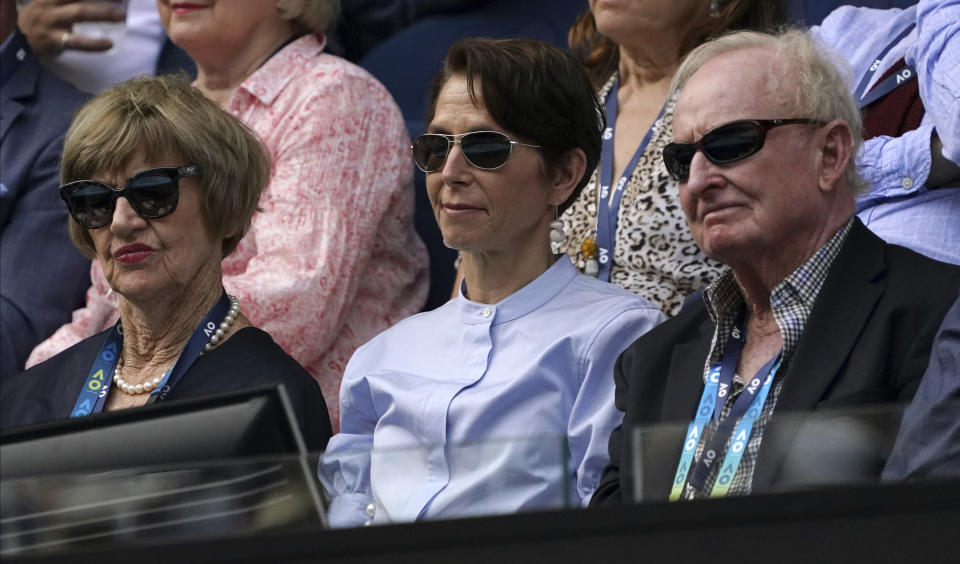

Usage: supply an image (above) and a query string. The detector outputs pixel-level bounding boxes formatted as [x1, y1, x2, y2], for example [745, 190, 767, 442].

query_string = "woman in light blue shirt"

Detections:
[320, 37, 665, 527]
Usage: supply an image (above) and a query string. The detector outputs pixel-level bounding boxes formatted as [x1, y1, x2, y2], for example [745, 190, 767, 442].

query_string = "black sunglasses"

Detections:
[662, 119, 825, 181]
[412, 131, 541, 172]
[59, 165, 202, 229]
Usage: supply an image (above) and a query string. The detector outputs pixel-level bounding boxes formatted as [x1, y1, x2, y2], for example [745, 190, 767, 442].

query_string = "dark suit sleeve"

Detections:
[1, 127, 90, 379]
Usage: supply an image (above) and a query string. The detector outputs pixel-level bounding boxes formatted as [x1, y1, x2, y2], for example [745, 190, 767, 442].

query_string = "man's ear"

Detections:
[548, 148, 587, 206]
[817, 119, 855, 193]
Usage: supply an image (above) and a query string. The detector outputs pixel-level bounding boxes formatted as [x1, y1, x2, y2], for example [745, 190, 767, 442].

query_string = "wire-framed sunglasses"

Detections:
[662, 119, 825, 181]
[59, 165, 202, 229]
[411, 131, 541, 172]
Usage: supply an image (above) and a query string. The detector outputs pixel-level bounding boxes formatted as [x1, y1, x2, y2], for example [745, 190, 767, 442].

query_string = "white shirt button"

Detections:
[363, 520, 372, 526]
[365, 503, 376, 517]
[482, 308, 492, 318]
[902, 177, 914, 189]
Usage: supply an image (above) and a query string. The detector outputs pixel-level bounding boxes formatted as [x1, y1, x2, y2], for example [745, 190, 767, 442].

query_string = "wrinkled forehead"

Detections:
[675, 48, 798, 137]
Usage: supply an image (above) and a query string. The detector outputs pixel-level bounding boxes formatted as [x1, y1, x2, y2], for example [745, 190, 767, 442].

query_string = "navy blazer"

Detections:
[1, 31, 90, 380]
[883, 283, 960, 480]
[591, 220, 960, 504]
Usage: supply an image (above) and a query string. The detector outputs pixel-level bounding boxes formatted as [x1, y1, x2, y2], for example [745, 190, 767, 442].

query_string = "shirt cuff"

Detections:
[327, 492, 376, 528]
[856, 125, 934, 210]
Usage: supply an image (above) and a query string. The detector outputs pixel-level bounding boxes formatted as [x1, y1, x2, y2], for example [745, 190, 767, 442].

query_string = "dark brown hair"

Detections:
[426, 37, 604, 214]
[568, 0, 790, 88]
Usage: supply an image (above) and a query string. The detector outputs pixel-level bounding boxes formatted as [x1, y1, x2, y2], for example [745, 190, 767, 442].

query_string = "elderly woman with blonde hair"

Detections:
[26, 0, 429, 431]
[1, 75, 332, 450]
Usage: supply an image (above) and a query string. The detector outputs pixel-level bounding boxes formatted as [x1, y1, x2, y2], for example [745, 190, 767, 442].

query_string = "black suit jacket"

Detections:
[592, 221, 960, 505]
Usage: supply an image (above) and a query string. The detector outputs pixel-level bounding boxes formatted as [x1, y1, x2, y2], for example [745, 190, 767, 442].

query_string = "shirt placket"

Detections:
[406, 306, 495, 520]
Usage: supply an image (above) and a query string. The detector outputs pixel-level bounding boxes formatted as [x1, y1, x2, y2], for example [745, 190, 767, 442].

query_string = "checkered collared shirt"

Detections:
[681, 219, 854, 499]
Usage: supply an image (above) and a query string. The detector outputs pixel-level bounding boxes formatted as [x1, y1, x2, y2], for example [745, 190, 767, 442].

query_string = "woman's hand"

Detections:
[16, 0, 125, 56]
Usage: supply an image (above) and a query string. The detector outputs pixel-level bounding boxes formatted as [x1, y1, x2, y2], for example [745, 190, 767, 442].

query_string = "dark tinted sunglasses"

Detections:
[412, 131, 541, 172]
[59, 165, 202, 229]
[662, 119, 825, 181]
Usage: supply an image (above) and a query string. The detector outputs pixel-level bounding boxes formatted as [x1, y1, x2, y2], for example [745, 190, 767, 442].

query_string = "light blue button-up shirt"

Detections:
[320, 257, 665, 527]
[813, 0, 960, 264]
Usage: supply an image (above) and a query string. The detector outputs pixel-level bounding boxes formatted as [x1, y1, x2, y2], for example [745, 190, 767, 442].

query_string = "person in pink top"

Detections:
[26, 0, 429, 430]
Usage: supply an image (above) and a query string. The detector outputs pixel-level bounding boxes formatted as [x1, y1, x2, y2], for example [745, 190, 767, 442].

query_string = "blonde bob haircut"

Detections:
[63, 74, 271, 259]
[671, 28, 866, 195]
[277, 0, 341, 36]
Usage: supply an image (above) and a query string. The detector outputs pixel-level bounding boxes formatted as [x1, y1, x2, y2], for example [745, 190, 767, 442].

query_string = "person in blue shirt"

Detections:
[812, 0, 960, 264]
[319, 37, 665, 527]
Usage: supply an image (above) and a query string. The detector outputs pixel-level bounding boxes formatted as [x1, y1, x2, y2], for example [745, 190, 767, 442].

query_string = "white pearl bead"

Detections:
[133, 384, 143, 394]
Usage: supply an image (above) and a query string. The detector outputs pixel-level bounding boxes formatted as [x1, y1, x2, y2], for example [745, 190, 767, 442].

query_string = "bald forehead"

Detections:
[676, 47, 798, 133]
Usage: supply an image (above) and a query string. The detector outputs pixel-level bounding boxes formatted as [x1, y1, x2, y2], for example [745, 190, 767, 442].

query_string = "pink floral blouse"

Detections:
[26, 35, 429, 431]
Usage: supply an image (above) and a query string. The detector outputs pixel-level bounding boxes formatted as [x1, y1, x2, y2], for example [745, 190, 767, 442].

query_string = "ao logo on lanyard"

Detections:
[69, 291, 232, 418]
[670, 314, 781, 500]
[595, 77, 666, 281]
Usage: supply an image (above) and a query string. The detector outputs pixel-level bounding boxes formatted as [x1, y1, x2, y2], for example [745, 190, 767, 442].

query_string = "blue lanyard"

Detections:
[853, 23, 916, 109]
[595, 77, 665, 282]
[70, 291, 232, 417]
[669, 314, 781, 500]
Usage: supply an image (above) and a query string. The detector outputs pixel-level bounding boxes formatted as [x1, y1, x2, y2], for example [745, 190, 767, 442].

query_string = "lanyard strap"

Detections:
[70, 325, 123, 417]
[70, 291, 232, 417]
[853, 23, 916, 108]
[669, 315, 781, 500]
[595, 77, 665, 282]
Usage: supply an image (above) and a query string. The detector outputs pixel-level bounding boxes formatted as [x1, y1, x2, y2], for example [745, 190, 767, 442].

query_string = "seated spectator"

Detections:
[26, 0, 429, 429]
[0, 75, 332, 451]
[591, 29, 960, 505]
[883, 283, 960, 481]
[319, 38, 665, 527]
[561, 0, 788, 315]
[1, 3, 90, 381]
[16, 0, 168, 93]
[813, 0, 960, 264]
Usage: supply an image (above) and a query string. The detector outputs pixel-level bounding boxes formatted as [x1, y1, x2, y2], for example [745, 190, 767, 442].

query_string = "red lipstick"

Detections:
[113, 243, 155, 264]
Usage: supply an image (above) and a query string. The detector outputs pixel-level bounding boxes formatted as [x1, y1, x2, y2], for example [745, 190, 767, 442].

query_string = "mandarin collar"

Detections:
[457, 256, 579, 325]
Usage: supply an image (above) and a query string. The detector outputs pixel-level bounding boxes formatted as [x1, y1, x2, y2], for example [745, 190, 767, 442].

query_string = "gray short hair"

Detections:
[671, 28, 866, 195]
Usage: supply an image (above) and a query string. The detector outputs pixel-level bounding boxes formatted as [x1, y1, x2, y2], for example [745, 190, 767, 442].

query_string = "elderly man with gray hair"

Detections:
[591, 28, 960, 505]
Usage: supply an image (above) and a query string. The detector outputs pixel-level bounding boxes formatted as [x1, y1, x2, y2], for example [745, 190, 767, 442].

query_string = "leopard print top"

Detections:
[561, 74, 724, 315]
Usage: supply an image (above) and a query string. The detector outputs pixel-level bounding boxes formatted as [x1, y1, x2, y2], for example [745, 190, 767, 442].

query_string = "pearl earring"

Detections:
[550, 207, 566, 247]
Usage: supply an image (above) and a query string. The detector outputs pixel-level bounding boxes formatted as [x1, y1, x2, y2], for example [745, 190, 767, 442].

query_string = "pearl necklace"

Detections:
[113, 295, 241, 395]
